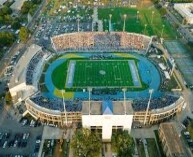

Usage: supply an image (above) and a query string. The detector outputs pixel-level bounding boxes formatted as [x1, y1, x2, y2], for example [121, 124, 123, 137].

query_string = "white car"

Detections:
[36, 140, 41, 144]
[22, 119, 27, 126]
[3, 141, 7, 148]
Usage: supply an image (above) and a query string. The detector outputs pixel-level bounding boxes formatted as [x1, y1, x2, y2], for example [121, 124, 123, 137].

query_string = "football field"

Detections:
[66, 60, 142, 88]
[98, 7, 178, 39]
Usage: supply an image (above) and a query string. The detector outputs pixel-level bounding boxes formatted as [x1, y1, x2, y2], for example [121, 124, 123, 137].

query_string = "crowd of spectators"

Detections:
[26, 51, 44, 85]
[89, 54, 114, 60]
[30, 94, 82, 112]
[132, 95, 179, 111]
[51, 32, 151, 51]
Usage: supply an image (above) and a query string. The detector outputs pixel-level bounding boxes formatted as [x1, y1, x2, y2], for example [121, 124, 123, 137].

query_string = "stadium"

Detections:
[8, 31, 184, 141]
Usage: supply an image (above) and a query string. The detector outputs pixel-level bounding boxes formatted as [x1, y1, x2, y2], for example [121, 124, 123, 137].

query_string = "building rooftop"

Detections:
[174, 3, 193, 20]
[10, 0, 27, 11]
[9, 44, 41, 89]
[82, 100, 133, 115]
[0, 0, 7, 6]
[159, 122, 185, 157]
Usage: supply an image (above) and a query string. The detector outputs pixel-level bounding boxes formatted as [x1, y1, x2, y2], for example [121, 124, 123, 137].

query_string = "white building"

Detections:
[8, 44, 42, 104]
[82, 101, 133, 142]
[174, 3, 193, 24]
[0, 0, 7, 6]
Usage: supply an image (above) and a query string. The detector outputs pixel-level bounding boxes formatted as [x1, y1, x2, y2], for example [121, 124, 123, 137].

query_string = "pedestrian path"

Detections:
[143, 139, 149, 157]
[92, 7, 103, 31]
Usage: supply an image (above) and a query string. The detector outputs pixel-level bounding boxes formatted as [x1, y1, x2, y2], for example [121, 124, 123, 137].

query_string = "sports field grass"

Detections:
[72, 60, 138, 88]
[98, 7, 177, 39]
[51, 58, 145, 90]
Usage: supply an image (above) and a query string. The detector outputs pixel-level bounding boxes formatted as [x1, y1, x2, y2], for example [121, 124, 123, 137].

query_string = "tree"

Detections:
[5, 91, 12, 105]
[32, 0, 42, 4]
[11, 20, 21, 30]
[19, 27, 30, 42]
[71, 128, 102, 157]
[29, 4, 38, 16]
[112, 130, 134, 157]
[0, 31, 15, 47]
[0, 6, 12, 16]
[4, 14, 13, 24]
[21, 1, 33, 14]
[159, 8, 167, 16]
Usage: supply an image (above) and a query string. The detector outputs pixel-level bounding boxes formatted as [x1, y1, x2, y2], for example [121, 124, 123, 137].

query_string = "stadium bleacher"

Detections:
[132, 95, 179, 111]
[51, 32, 151, 52]
[26, 51, 44, 85]
[30, 93, 82, 112]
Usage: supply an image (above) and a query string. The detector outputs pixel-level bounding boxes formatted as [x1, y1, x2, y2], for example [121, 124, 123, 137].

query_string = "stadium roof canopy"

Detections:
[102, 101, 113, 115]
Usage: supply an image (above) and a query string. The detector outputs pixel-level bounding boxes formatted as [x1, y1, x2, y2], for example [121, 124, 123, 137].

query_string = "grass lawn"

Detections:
[43, 139, 70, 157]
[146, 138, 160, 157]
[136, 139, 146, 157]
[98, 7, 177, 39]
[43, 0, 93, 17]
[161, 75, 180, 91]
[187, 120, 193, 139]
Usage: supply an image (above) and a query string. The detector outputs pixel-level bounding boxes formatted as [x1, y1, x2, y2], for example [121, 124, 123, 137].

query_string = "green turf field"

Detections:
[51, 58, 143, 90]
[71, 60, 139, 88]
[98, 7, 177, 39]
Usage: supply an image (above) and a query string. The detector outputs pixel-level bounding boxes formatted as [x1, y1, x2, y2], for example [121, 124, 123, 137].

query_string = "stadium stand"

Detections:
[51, 32, 152, 52]
[132, 95, 179, 111]
[30, 93, 82, 112]
[26, 51, 44, 85]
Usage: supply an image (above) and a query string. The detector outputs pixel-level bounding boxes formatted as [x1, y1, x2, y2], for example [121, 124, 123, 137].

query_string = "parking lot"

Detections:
[0, 104, 43, 157]
[34, 5, 93, 48]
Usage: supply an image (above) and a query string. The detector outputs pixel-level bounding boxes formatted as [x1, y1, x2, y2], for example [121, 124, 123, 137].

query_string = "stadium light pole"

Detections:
[151, 11, 155, 24]
[144, 89, 153, 125]
[91, 14, 94, 32]
[137, 11, 139, 21]
[144, 24, 147, 34]
[88, 87, 92, 115]
[109, 14, 112, 32]
[122, 88, 127, 115]
[123, 14, 127, 32]
[161, 24, 165, 38]
[77, 14, 80, 32]
[61, 90, 68, 126]
[170, 63, 175, 76]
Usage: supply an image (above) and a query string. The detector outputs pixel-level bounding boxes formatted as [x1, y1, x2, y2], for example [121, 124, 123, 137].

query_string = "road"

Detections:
[0, 0, 47, 79]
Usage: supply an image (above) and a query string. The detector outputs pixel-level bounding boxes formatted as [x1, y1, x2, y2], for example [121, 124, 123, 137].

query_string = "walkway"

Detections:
[93, 7, 103, 31]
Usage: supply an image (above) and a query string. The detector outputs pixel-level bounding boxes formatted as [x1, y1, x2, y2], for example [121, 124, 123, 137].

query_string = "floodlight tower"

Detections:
[144, 24, 147, 34]
[151, 11, 155, 24]
[61, 90, 68, 126]
[109, 14, 112, 32]
[123, 14, 127, 32]
[170, 63, 176, 76]
[137, 11, 139, 21]
[88, 87, 92, 115]
[91, 14, 94, 32]
[77, 14, 80, 32]
[122, 88, 127, 115]
[144, 89, 153, 125]
[161, 24, 165, 38]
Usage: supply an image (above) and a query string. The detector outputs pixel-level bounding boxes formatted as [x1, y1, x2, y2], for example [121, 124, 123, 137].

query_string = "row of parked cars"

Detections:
[0, 132, 30, 149]
[184, 131, 193, 150]
[20, 118, 41, 127]
[34, 135, 42, 154]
